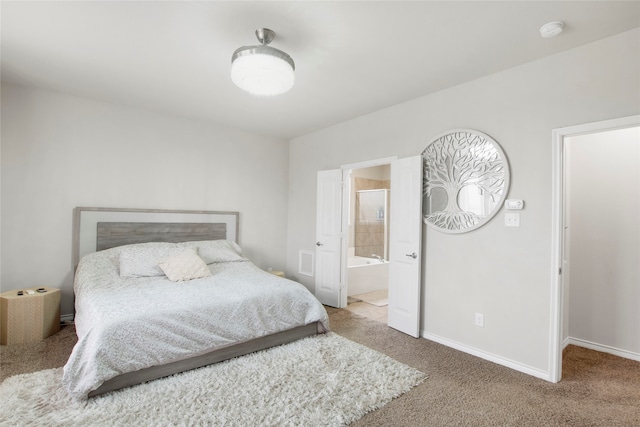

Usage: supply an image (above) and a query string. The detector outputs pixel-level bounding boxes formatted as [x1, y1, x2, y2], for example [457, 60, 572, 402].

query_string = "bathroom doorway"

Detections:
[344, 163, 391, 323]
[316, 155, 422, 335]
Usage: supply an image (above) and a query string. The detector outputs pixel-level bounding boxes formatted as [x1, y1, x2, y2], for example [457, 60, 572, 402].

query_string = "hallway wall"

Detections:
[566, 126, 640, 358]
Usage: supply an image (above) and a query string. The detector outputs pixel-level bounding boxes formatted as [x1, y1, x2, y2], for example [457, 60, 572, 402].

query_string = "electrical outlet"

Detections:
[475, 312, 484, 327]
[505, 213, 520, 227]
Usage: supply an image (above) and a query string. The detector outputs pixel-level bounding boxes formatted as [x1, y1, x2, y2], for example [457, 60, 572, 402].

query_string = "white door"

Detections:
[388, 156, 423, 337]
[314, 169, 343, 307]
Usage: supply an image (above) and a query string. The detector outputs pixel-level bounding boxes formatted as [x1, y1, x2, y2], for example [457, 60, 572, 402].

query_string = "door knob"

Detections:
[316, 242, 323, 246]
[405, 252, 417, 259]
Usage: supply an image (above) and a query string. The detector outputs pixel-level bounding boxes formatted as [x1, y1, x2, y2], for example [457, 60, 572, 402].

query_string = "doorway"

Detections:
[315, 155, 423, 337]
[343, 164, 391, 324]
[550, 115, 640, 382]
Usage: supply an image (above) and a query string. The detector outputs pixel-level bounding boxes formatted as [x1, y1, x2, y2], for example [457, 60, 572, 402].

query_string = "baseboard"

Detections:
[565, 337, 640, 362]
[60, 313, 74, 324]
[421, 331, 552, 381]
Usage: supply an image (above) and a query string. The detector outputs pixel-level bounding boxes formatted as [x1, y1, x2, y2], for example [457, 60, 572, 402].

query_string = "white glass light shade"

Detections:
[231, 46, 295, 96]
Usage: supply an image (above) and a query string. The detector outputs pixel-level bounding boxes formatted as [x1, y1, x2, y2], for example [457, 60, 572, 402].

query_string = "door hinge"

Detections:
[559, 268, 562, 275]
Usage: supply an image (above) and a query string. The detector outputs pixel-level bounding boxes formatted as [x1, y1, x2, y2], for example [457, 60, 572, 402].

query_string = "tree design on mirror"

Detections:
[422, 129, 510, 233]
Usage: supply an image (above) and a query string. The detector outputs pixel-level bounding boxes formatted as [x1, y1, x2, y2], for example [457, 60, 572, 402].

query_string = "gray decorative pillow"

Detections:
[179, 240, 247, 264]
[158, 250, 211, 282]
[119, 244, 186, 277]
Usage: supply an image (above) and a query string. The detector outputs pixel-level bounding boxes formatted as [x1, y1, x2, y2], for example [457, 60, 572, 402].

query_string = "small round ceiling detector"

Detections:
[540, 21, 565, 38]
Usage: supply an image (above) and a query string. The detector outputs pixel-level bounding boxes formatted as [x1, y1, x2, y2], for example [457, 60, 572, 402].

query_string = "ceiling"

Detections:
[2, 1, 639, 140]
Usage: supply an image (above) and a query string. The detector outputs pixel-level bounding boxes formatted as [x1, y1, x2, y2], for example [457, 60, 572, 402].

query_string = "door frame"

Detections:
[339, 156, 398, 308]
[549, 114, 640, 382]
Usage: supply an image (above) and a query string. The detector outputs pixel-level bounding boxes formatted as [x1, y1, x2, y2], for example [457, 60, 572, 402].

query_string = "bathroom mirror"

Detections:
[422, 129, 510, 233]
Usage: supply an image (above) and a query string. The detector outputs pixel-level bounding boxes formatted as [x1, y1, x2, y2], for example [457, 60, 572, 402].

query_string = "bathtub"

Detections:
[347, 256, 389, 296]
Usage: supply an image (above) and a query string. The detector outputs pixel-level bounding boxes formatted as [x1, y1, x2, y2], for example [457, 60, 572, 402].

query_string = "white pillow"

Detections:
[179, 240, 247, 264]
[158, 250, 212, 282]
[119, 244, 186, 277]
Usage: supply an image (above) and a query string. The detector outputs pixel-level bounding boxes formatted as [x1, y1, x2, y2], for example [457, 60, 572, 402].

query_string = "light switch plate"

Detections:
[505, 213, 520, 227]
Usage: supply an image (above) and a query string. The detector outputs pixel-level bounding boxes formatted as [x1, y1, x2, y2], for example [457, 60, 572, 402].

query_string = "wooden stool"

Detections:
[0, 287, 60, 345]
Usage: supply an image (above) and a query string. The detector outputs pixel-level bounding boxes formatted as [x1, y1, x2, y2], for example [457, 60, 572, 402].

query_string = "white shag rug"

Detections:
[0, 333, 426, 427]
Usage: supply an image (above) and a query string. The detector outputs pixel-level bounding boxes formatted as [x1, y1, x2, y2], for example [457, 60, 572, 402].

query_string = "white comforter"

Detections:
[63, 245, 329, 399]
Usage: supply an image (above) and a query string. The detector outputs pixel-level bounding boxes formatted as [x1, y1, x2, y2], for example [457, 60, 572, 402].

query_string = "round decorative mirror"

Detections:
[422, 129, 510, 233]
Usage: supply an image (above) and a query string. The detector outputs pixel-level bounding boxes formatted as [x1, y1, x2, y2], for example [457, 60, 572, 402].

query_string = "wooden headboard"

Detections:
[96, 222, 228, 251]
[73, 207, 239, 268]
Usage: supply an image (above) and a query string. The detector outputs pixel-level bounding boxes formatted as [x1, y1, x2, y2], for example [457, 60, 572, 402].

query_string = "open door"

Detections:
[314, 169, 343, 307]
[388, 156, 423, 337]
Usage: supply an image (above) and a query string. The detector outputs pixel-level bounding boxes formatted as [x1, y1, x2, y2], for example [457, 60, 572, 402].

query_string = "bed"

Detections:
[63, 207, 329, 399]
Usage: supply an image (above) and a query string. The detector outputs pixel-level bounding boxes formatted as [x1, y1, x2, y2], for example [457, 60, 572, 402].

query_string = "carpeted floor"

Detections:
[1, 308, 639, 426]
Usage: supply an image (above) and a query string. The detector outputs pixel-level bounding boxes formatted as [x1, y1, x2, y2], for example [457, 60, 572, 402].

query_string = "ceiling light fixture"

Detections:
[539, 21, 565, 38]
[231, 28, 295, 96]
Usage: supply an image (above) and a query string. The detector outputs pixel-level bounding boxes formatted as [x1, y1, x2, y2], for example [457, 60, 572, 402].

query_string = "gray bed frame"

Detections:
[72, 207, 320, 398]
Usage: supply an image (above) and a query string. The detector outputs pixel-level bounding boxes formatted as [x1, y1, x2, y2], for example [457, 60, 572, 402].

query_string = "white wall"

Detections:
[286, 29, 640, 377]
[566, 127, 639, 356]
[1, 84, 290, 316]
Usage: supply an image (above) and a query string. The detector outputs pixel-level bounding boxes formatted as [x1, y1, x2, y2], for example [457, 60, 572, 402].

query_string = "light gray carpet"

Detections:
[0, 333, 425, 427]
